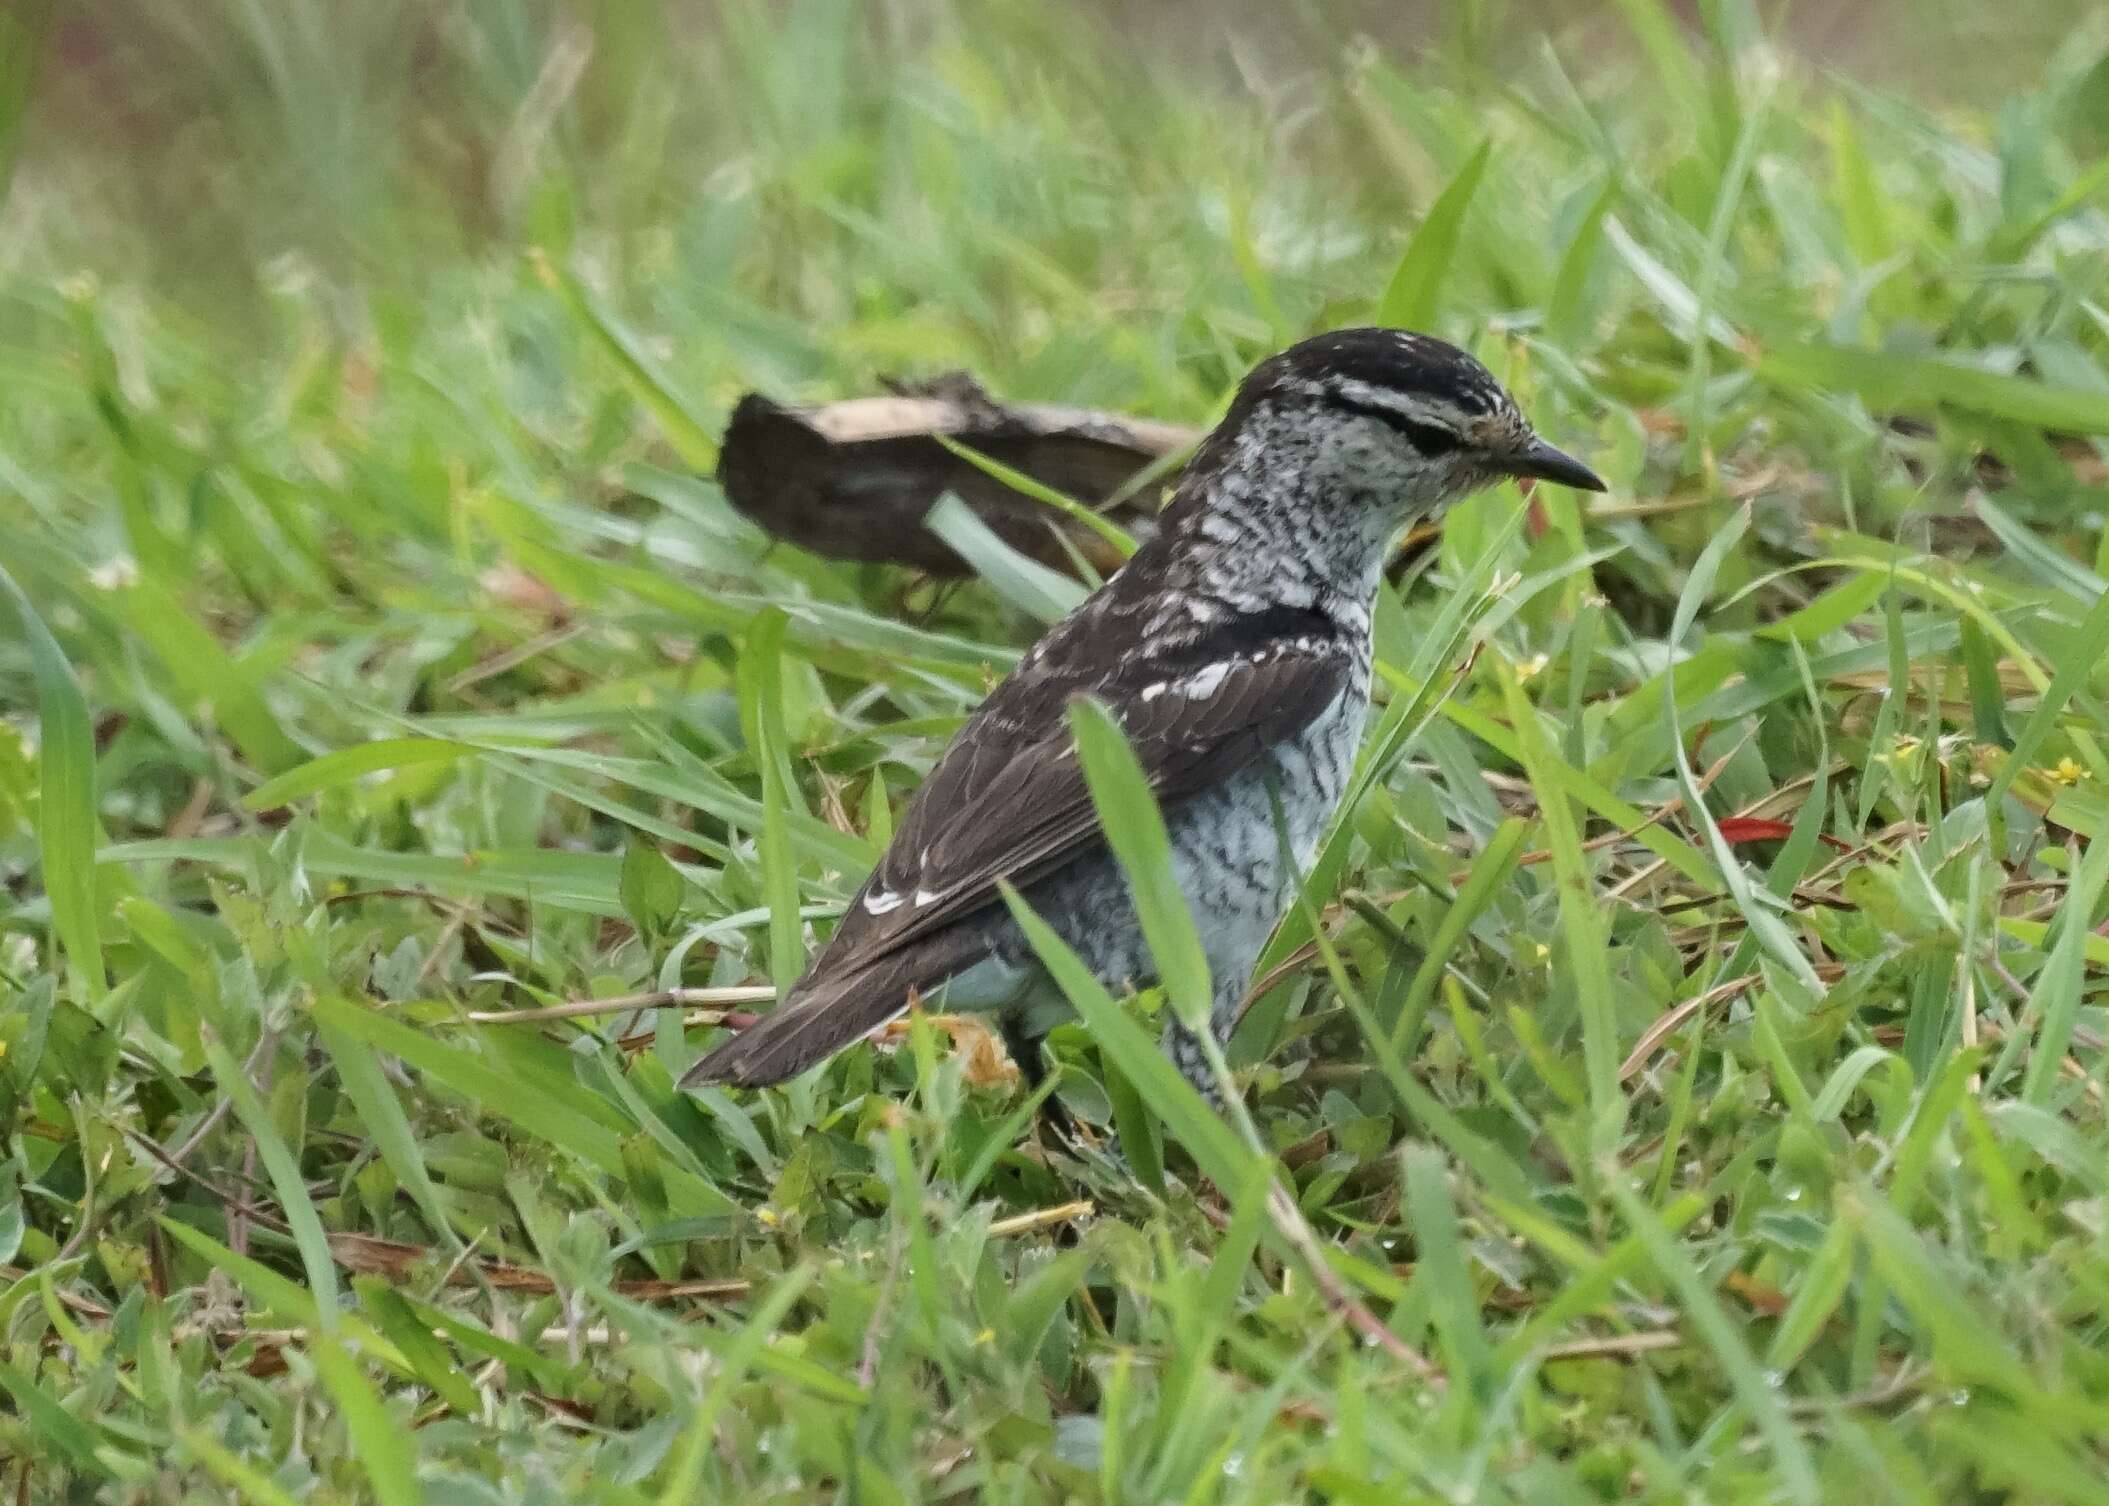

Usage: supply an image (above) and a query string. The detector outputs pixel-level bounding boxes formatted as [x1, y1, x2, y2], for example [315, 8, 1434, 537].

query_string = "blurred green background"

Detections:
[11, 0, 2100, 312]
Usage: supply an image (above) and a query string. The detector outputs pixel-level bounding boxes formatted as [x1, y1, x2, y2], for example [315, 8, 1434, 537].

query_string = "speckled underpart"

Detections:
[683, 327, 1603, 1100]
[993, 674, 1368, 1097]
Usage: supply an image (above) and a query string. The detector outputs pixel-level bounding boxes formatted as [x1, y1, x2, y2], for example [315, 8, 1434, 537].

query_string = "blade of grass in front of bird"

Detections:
[999, 880, 1249, 1186]
[0, 562, 105, 1002]
[925, 491, 1090, 623]
[935, 435, 1141, 561]
[1066, 696, 1212, 1033]
[1269, 495, 1532, 975]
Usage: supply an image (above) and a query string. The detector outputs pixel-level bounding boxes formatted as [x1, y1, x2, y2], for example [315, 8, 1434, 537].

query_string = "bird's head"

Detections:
[1221, 326, 1605, 511]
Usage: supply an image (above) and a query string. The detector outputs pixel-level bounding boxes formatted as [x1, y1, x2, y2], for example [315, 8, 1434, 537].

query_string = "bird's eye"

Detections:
[1326, 394, 1461, 457]
[1395, 419, 1458, 456]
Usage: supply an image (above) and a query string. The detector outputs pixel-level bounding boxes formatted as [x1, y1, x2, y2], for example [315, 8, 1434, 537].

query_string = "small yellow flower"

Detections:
[1514, 654, 1551, 685]
[973, 1327, 996, 1346]
[1532, 942, 1551, 962]
[2044, 757, 2091, 786]
[754, 1206, 781, 1228]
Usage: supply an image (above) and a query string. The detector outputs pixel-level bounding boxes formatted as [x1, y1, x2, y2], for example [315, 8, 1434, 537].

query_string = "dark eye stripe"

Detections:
[1324, 394, 1461, 456]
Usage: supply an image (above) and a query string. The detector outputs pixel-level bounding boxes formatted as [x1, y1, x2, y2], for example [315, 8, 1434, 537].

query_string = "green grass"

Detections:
[5, 0, 2109, 1499]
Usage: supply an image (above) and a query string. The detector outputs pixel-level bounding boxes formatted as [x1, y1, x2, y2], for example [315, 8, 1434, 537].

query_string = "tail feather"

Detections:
[679, 945, 960, 1089]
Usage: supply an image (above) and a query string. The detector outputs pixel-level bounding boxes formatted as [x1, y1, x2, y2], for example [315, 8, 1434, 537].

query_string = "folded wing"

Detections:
[682, 612, 1348, 1087]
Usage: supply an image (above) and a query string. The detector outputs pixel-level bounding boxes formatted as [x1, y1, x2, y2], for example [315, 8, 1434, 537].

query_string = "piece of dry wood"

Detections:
[718, 372, 1196, 576]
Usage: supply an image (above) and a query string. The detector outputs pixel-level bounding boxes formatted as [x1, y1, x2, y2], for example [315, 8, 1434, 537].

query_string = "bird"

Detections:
[681, 327, 1604, 1104]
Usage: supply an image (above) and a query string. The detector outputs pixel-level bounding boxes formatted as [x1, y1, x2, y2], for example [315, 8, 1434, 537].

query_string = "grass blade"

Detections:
[1066, 696, 1212, 1030]
[313, 1338, 425, 1505]
[0, 563, 105, 1001]
[1378, 140, 1490, 330]
[1606, 1176, 1818, 1504]
[201, 1030, 341, 1328]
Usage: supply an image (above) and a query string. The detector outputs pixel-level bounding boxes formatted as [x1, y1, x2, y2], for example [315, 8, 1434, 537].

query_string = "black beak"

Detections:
[1504, 436, 1606, 492]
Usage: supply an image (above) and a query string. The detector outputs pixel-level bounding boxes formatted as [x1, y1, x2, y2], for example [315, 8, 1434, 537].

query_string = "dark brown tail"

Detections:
[678, 948, 944, 1089]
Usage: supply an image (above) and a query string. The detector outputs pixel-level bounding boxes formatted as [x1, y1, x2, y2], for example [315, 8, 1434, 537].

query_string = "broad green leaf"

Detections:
[619, 836, 688, 938]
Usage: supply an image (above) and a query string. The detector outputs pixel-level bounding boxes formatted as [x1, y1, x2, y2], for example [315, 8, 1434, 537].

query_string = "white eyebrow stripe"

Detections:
[1327, 378, 1461, 432]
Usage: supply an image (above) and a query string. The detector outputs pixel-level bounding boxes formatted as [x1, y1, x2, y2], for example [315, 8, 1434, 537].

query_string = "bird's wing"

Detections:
[839, 630, 1350, 968]
[682, 610, 1350, 1087]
